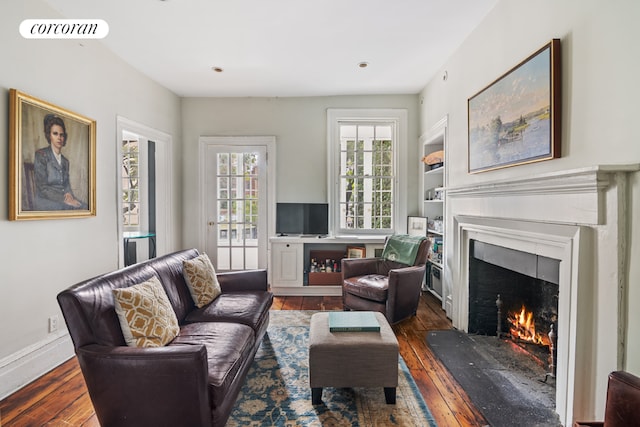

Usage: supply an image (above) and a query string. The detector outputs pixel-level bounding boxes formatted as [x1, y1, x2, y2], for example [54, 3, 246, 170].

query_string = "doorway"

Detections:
[117, 117, 173, 267]
[200, 136, 275, 272]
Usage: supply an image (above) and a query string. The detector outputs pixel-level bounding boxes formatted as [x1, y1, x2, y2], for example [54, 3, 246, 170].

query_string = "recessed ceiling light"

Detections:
[358, 62, 369, 68]
[212, 67, 224, 73]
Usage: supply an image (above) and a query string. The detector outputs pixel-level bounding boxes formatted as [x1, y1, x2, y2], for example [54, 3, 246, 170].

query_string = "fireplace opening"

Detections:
[468, 240, 560, 379]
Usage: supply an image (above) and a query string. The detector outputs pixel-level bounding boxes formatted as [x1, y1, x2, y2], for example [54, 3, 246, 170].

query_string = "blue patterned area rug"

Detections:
[227, 310, 438, 427]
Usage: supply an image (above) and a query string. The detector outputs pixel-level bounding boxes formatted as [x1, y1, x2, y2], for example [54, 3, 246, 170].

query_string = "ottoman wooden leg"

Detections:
[312, 387, 323, 405]
[384, 387, 396, 404]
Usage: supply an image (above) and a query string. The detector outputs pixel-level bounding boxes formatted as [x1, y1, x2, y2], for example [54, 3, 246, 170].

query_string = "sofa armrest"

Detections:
[342, 257, 380, 279]
[77, 344, 210, 426]
[218, 269, 268, 292]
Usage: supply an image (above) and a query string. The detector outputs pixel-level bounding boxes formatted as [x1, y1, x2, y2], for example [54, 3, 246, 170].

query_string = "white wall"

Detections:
[0, 0, 182, 397]
[180, 96, 419, 249]
[419, 0, 640, 385]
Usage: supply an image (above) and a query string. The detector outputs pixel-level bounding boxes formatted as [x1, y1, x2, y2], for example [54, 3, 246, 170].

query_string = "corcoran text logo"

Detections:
[20, 19, 109, 39]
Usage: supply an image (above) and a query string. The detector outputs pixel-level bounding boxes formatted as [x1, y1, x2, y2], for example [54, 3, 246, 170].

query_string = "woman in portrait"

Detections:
[33, 114, 86, 210]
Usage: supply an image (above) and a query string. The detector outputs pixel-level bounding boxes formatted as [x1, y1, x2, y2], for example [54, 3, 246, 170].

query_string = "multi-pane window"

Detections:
[328, 109, 407, 236]
[122, 139, 139, 228]
[339, 123, 394, 232]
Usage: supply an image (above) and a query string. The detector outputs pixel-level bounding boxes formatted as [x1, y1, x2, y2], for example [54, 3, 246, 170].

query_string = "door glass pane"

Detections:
[245, 248, 258, 269]
[231, 248, 244, 270]
[217, 224, 229, 245]
[217, 153, 228, 174]
[217, 248, 230, 270]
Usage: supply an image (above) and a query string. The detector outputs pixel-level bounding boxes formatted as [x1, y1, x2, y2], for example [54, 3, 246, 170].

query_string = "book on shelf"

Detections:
[328, 311, 380, 332]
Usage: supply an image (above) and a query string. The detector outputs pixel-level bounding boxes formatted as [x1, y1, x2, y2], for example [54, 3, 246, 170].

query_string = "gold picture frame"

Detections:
[9, 89, 96, 220]
[468, 39, 561, 173]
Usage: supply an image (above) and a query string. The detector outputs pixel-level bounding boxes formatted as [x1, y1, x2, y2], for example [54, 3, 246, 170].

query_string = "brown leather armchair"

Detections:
[341, 236, 430, 324]
[574, 371, 640, 427]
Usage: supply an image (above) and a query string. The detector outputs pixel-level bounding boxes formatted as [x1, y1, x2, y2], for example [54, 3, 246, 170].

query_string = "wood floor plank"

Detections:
[0, 292, 488, 426]
[0, 358, 78, 425]
[280, 295, 303, 310]
[321, 296, 342, 310]
[300, 296, 324, 310]
[10, 366, 89, 426]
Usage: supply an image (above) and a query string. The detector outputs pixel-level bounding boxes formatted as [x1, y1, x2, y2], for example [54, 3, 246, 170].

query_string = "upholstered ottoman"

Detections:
[309, 311, 399, 404]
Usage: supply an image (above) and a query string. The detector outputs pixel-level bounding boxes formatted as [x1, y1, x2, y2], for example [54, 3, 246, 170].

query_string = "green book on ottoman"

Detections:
[329, 311, 380, 332]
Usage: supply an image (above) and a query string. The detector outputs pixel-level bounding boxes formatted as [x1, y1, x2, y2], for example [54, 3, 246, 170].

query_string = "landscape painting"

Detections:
[468, 39, 561, 173]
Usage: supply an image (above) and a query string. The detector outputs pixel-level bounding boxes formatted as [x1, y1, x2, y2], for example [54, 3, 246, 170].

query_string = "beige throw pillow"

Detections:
[182, 253, 222, 308]
[113, 276, 179, 347]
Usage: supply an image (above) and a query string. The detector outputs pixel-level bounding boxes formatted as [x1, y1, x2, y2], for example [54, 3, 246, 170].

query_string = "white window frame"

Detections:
[327, 108, 408, 237]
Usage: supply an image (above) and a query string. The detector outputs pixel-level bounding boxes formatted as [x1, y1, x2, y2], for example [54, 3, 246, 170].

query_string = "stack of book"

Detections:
[328, 311, 380, 332]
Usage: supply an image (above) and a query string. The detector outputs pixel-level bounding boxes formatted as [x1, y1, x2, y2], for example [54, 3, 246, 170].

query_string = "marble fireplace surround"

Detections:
[445, 165, 639, 426]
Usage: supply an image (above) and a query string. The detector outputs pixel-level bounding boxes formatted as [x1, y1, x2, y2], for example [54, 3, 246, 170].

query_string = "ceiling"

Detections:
[43, 0, 498, 98]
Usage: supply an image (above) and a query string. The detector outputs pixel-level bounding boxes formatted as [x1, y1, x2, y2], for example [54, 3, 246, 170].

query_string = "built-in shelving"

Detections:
[419, 117, 447, 305]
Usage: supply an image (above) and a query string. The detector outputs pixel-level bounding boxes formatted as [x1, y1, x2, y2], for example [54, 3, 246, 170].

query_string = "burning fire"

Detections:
[508, 305, 548, 346]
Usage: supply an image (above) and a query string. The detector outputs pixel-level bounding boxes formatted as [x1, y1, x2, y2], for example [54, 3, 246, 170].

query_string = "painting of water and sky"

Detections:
[468, 40, 560, 173]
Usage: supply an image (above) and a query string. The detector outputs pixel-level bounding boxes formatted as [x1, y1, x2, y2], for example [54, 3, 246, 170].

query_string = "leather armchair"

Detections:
[574, 371, 640, 427]
[342, 237, 430, 324]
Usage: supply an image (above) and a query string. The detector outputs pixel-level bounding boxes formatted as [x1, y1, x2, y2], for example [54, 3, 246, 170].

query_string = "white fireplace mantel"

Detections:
[447, 164, 639, 225]
[444, 164, 639, 426]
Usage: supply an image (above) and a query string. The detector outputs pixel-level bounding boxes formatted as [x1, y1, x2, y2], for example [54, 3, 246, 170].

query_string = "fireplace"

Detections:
[469, 240, 559, 338]
[468, 240, 560, 383]
[445, 165, 638, 426]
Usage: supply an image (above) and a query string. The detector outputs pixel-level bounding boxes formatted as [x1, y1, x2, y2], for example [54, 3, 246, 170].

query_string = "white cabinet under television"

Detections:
[419, 117, 447, 305]
[270, 242, 304, 286]
[269, 236, 385, 296]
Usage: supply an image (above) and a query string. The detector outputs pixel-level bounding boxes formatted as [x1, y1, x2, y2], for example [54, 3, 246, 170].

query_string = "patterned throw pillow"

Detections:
[182, 253, 222, 308]
[112, 276, 179, 347]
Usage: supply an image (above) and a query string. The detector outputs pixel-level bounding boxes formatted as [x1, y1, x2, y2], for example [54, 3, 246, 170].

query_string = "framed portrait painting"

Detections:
[468, 39, 561, 173]
[9, 89, 96, 220]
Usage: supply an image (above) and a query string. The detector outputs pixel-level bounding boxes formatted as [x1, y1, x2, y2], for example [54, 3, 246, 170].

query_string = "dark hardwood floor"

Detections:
[0, 292, 488, 426]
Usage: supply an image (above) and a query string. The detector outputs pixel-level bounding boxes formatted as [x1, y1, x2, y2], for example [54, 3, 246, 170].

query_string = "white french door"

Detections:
[204, 142, 268, 271]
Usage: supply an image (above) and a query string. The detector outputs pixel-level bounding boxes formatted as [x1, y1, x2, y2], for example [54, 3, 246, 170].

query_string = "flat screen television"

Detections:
[276, 203, 328, 236]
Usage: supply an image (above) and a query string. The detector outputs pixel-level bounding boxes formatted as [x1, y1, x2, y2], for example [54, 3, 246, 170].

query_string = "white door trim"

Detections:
[116, 116, 174, 266]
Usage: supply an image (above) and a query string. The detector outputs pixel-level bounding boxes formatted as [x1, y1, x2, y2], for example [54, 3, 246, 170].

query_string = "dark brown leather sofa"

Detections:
[342, 237, 430, 324]
[57, 248, 273, 427]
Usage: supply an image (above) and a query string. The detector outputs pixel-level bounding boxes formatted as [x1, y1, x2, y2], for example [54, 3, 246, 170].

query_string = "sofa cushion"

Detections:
[182, 253, 222, 308]
[184, 292, 273, 332]
[171, 322, 255, 410]
[148, 248, 200, 323]
[343, 274, 389, 302]
[112, 276, 180, 347]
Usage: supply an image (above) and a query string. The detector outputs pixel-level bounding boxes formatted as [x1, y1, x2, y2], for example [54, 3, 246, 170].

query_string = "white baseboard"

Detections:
[0, 331, 74, 401]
